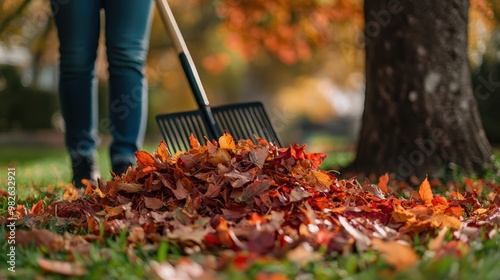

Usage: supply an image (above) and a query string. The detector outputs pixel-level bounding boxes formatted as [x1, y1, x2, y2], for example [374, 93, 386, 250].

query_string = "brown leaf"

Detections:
[144, 197, 164, 210]
[173, 179, 190, 200]
[249, 147, 269, 168]
[16, 229, 64, 252]
[109, 182, 143, 197]
[205, 184, 222, 198]
[127, 226, 146, 244]
[238, 179, 272, 202]
[38, 258, 87, 276]
[289, 187, 311, 202]
[224, 170, 254, 188]
[418, 176, 433, 205]
[372, 239, 418, 271]
[377, 173, 389, 194]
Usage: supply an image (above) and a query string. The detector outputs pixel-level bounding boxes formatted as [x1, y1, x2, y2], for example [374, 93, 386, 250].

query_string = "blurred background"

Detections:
[0, 0, 499, 175]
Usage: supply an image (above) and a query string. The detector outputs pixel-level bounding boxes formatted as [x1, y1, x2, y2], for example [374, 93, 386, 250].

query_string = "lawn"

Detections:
[1, 142, 500, 280]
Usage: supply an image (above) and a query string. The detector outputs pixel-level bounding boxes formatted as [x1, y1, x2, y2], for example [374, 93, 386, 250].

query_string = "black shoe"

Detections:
[112, 162, 134, 176]
[72, 157, 100, 189]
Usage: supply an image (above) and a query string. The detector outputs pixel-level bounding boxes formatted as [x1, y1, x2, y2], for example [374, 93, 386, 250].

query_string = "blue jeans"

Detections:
[51, 0, 153, 171]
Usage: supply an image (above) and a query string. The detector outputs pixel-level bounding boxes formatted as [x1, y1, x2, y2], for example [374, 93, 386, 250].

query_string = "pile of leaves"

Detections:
[6, 133, 500, 277]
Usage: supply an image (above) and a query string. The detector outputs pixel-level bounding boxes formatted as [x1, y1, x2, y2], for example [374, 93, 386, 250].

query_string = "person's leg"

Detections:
[51, 0, 101, 187]
[103, 0, 153, 174]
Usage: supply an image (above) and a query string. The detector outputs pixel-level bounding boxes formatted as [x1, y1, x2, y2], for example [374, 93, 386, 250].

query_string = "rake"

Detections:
[154, 0, 282, 153]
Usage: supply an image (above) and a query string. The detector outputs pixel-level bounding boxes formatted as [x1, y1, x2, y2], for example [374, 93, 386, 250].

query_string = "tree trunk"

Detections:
[350, 0, 492, 179]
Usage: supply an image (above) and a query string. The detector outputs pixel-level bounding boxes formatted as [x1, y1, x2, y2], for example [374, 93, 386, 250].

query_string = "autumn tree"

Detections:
[350, 0, 493, 178]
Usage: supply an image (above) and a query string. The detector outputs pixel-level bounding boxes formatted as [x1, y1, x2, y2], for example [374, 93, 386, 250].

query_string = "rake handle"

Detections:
[155, 0, 221, 138]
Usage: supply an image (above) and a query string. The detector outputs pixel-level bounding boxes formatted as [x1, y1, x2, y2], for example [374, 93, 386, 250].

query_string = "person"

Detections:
[50, 0, 154, 188]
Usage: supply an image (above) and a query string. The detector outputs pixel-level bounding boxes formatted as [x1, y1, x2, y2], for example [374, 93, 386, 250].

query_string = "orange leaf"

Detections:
[135, 150, 156, 169]
[431, 196, 448, 207]
[372, 239, 418, 271]
[219, 132, 236, 149]
[156, 141, 171, 162]
[449, 191, 465, 200]
[444, 206, 463, 218]
[377, 173, 389, 194]
[189, 134, 201, 148]
[418, 176, 433, 205]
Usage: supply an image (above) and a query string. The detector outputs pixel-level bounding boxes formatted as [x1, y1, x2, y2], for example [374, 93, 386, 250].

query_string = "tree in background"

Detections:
[216, 0, 495, 178]
[350, 0, 493, 178]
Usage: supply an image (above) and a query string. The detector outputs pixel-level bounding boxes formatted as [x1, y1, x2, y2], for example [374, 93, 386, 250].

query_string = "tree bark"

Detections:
[350, 0, 492, 179]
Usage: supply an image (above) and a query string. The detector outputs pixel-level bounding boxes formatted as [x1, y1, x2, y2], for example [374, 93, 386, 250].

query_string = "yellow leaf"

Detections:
[473, 208, 488, 215]
[392, 204, 416, 223]
[418, 176, 434, 205]
[219, 132, 236, 149]
[429, 215, 462, 230]
[63, 185, 79, 201]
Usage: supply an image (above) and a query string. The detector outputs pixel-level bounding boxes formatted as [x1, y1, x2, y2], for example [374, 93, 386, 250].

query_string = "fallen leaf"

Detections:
[219, 132, 236, 149]
[156, 141, 171, 162]
[29, 200, 44, 215]
[145, 197, 164, 210]
[392, 204, 416, 223]
[38, 259, 87, 276]
[418, 176, 433, 205]
[372, 239, 418, 271]
[249, 147, 269, 168]
[15, 229, 64, 252]
[136, 150, 157, 169]
[428, 227, 448, 251]
[238, 179, 272, 202]
[377, 173, 389, 194]
[189, 134, 201, 148]
[429, 215, 462, 230]
[63, 184, 79, 201]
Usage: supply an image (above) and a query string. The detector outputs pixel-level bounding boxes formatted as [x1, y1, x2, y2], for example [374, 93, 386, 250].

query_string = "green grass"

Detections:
[1, 144, 500, 279]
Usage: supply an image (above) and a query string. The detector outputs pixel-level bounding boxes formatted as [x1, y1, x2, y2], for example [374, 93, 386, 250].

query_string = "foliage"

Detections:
[2, 134, 499, 278]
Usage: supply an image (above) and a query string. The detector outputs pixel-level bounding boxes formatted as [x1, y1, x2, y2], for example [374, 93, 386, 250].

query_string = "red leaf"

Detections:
[29, 200, 44, 215]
